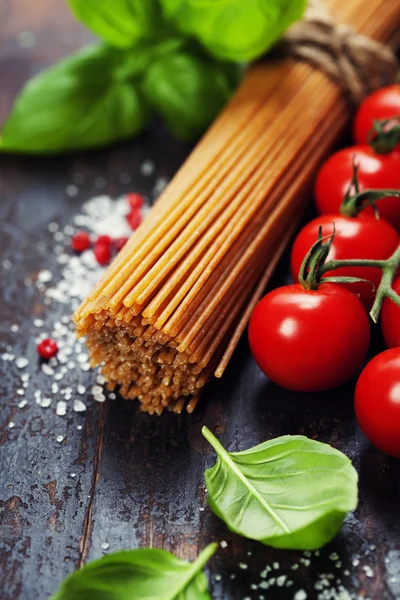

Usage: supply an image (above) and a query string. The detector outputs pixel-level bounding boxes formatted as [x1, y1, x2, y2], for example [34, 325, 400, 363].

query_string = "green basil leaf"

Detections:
[141, 48, 240, 140]
[52, 543, 217, 600]
[203, 427, 358, 550]
[0, 45, 149, 154]
[68, 0, 165, 47]
[159, 0, 307, 62]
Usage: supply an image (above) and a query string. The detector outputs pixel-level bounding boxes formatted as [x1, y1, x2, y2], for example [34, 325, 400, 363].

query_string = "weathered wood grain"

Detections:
[0, 3, 400, 600]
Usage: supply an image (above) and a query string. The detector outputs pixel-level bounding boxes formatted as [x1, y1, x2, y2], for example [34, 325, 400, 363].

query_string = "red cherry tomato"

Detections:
[355, 348, 400, 459]
[37, 338, 58, 360]
[94, 238, 112, 265]
[290, 214, 399, 310]
[354, 84, 400, 146]
[315, 146, 400, 232]
[381, 276, 400, 348]
[248, 283, 370, 393]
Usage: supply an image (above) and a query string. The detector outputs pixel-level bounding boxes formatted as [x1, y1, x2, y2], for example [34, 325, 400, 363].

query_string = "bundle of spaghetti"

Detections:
[74, 0, 399, 414]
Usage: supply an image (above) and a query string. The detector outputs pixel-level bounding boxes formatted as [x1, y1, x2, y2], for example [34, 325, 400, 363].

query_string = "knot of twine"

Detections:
[278, 0, 399, 104]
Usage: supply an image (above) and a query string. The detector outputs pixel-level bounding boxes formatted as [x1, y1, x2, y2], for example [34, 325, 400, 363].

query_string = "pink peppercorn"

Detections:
[71, 231, 91, 253]
[37, 338, 58, 360]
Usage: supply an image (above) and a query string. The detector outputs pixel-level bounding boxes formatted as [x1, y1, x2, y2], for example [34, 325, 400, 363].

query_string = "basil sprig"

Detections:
[0, 0, 305, 153]
[52, 544, 217, 600]
[203, 427, 358, 550]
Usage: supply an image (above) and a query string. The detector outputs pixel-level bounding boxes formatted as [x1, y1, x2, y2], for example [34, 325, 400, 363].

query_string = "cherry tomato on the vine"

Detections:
[248, 283, 370, 393]
[354, 84, 400, 147]
[355, 348, 400, 459]
[290, 214, 399, 310]
[381, 276, 400, 348]
[315, 146, 400, 232]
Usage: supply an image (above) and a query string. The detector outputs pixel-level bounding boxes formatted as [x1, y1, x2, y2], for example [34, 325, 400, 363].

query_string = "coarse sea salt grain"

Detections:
[73, 399, 86, 413]
[101, 542, 109, 550]
[15, 357, 29, 369]
[56, 401, 67, 416]
[56, 435, 64, 443]
[18, 399, 28, 408]
[9, 421, 15, 429]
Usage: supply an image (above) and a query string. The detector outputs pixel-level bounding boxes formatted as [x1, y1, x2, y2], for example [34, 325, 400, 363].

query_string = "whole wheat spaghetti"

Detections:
[74, 0, 400, 414]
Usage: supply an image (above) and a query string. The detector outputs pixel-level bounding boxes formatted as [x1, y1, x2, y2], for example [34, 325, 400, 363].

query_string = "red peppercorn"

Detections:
[37, 338, 58, 360]
[127, 210, 142, 230]
[114, 236, 129, 252]
[94, 241, 111, 265]
[127, 193, 144, 211]
[71, 231, 91, 253]
[96, 235, 112, 246]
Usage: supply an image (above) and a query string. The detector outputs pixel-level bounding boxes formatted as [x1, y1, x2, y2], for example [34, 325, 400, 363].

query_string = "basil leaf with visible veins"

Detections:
[203, 427, 358, 550]
[0, 44, 149, 154]
[52, 544, 217, 600]
[159, 0, 307, 62]
[68, 0, 165, 47]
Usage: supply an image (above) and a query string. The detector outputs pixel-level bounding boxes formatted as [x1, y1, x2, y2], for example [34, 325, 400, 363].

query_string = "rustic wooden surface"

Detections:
[1, 2, 400, 599]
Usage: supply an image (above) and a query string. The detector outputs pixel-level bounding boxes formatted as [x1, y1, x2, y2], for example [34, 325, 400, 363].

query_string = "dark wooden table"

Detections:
[1, 3, 400, 599]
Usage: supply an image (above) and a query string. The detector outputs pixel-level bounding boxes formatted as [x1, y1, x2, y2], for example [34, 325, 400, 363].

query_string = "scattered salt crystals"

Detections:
[273, 562, 280, 570]
[48, 222, 59, 233]
[109, 392, 116, 400]
[362, 566, 374, 578]
[239, 563, 248, 570]
[56, 435, 64, 443]
[141, 160, 155, 176]
[11, 324, 19, 332]
[153, 176, 169, 195]
[21, 373, 30, 382]
[77, 425, 83, 431]
[2, 352, 15, 361]
[214, 574, 222, 582]
[16, 389, 25, 396]
[352, 558, 360, 567]
[34, 390, 41, 399]
[18, 399, 28, 408]
[17, 30, 36, 48]
[294, 591, 307, 600]
[329, 553, 339, 561]
[369, 544, 376, 551]
[3, 259, 12, 270]
[101, 542, 109, 551]
[15, 357, 29, 369]
[77, 385, 86, 395]
[70, 473, 76, 478]
[67, 361, 75, 369]
[52, 383, 59, 394]
[73, 399, 86, 413]
[96, 374, 106, 385]
[37, 269, 53, 283]
[220, 541, 228, 549]
[77, 353, 89, 364]
[40, 398, 52, 408]
[56, 401, 67, 416]
[66, 184, 79, 197]
[41, 363, 55, 376]
[95, 177, 106, 189]
[119, 172, 131, 184]
[9, 421, 15, 429]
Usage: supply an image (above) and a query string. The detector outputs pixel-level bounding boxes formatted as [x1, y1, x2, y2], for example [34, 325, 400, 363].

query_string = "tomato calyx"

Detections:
[298, 227, 372, 293]
[340, 162, 400, 218]
[367, 116, 400, 154]
[299, 228, 400, 323]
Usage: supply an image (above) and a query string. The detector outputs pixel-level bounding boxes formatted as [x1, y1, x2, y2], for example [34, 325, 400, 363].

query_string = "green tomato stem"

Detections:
[368, 117, 400, 154]
[320, 244, 400, 322]
[339, 161, 400, 218]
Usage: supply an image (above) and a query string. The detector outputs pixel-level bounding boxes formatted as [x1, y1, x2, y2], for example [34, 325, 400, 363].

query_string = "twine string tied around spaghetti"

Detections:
[279, 0, 399, 103]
